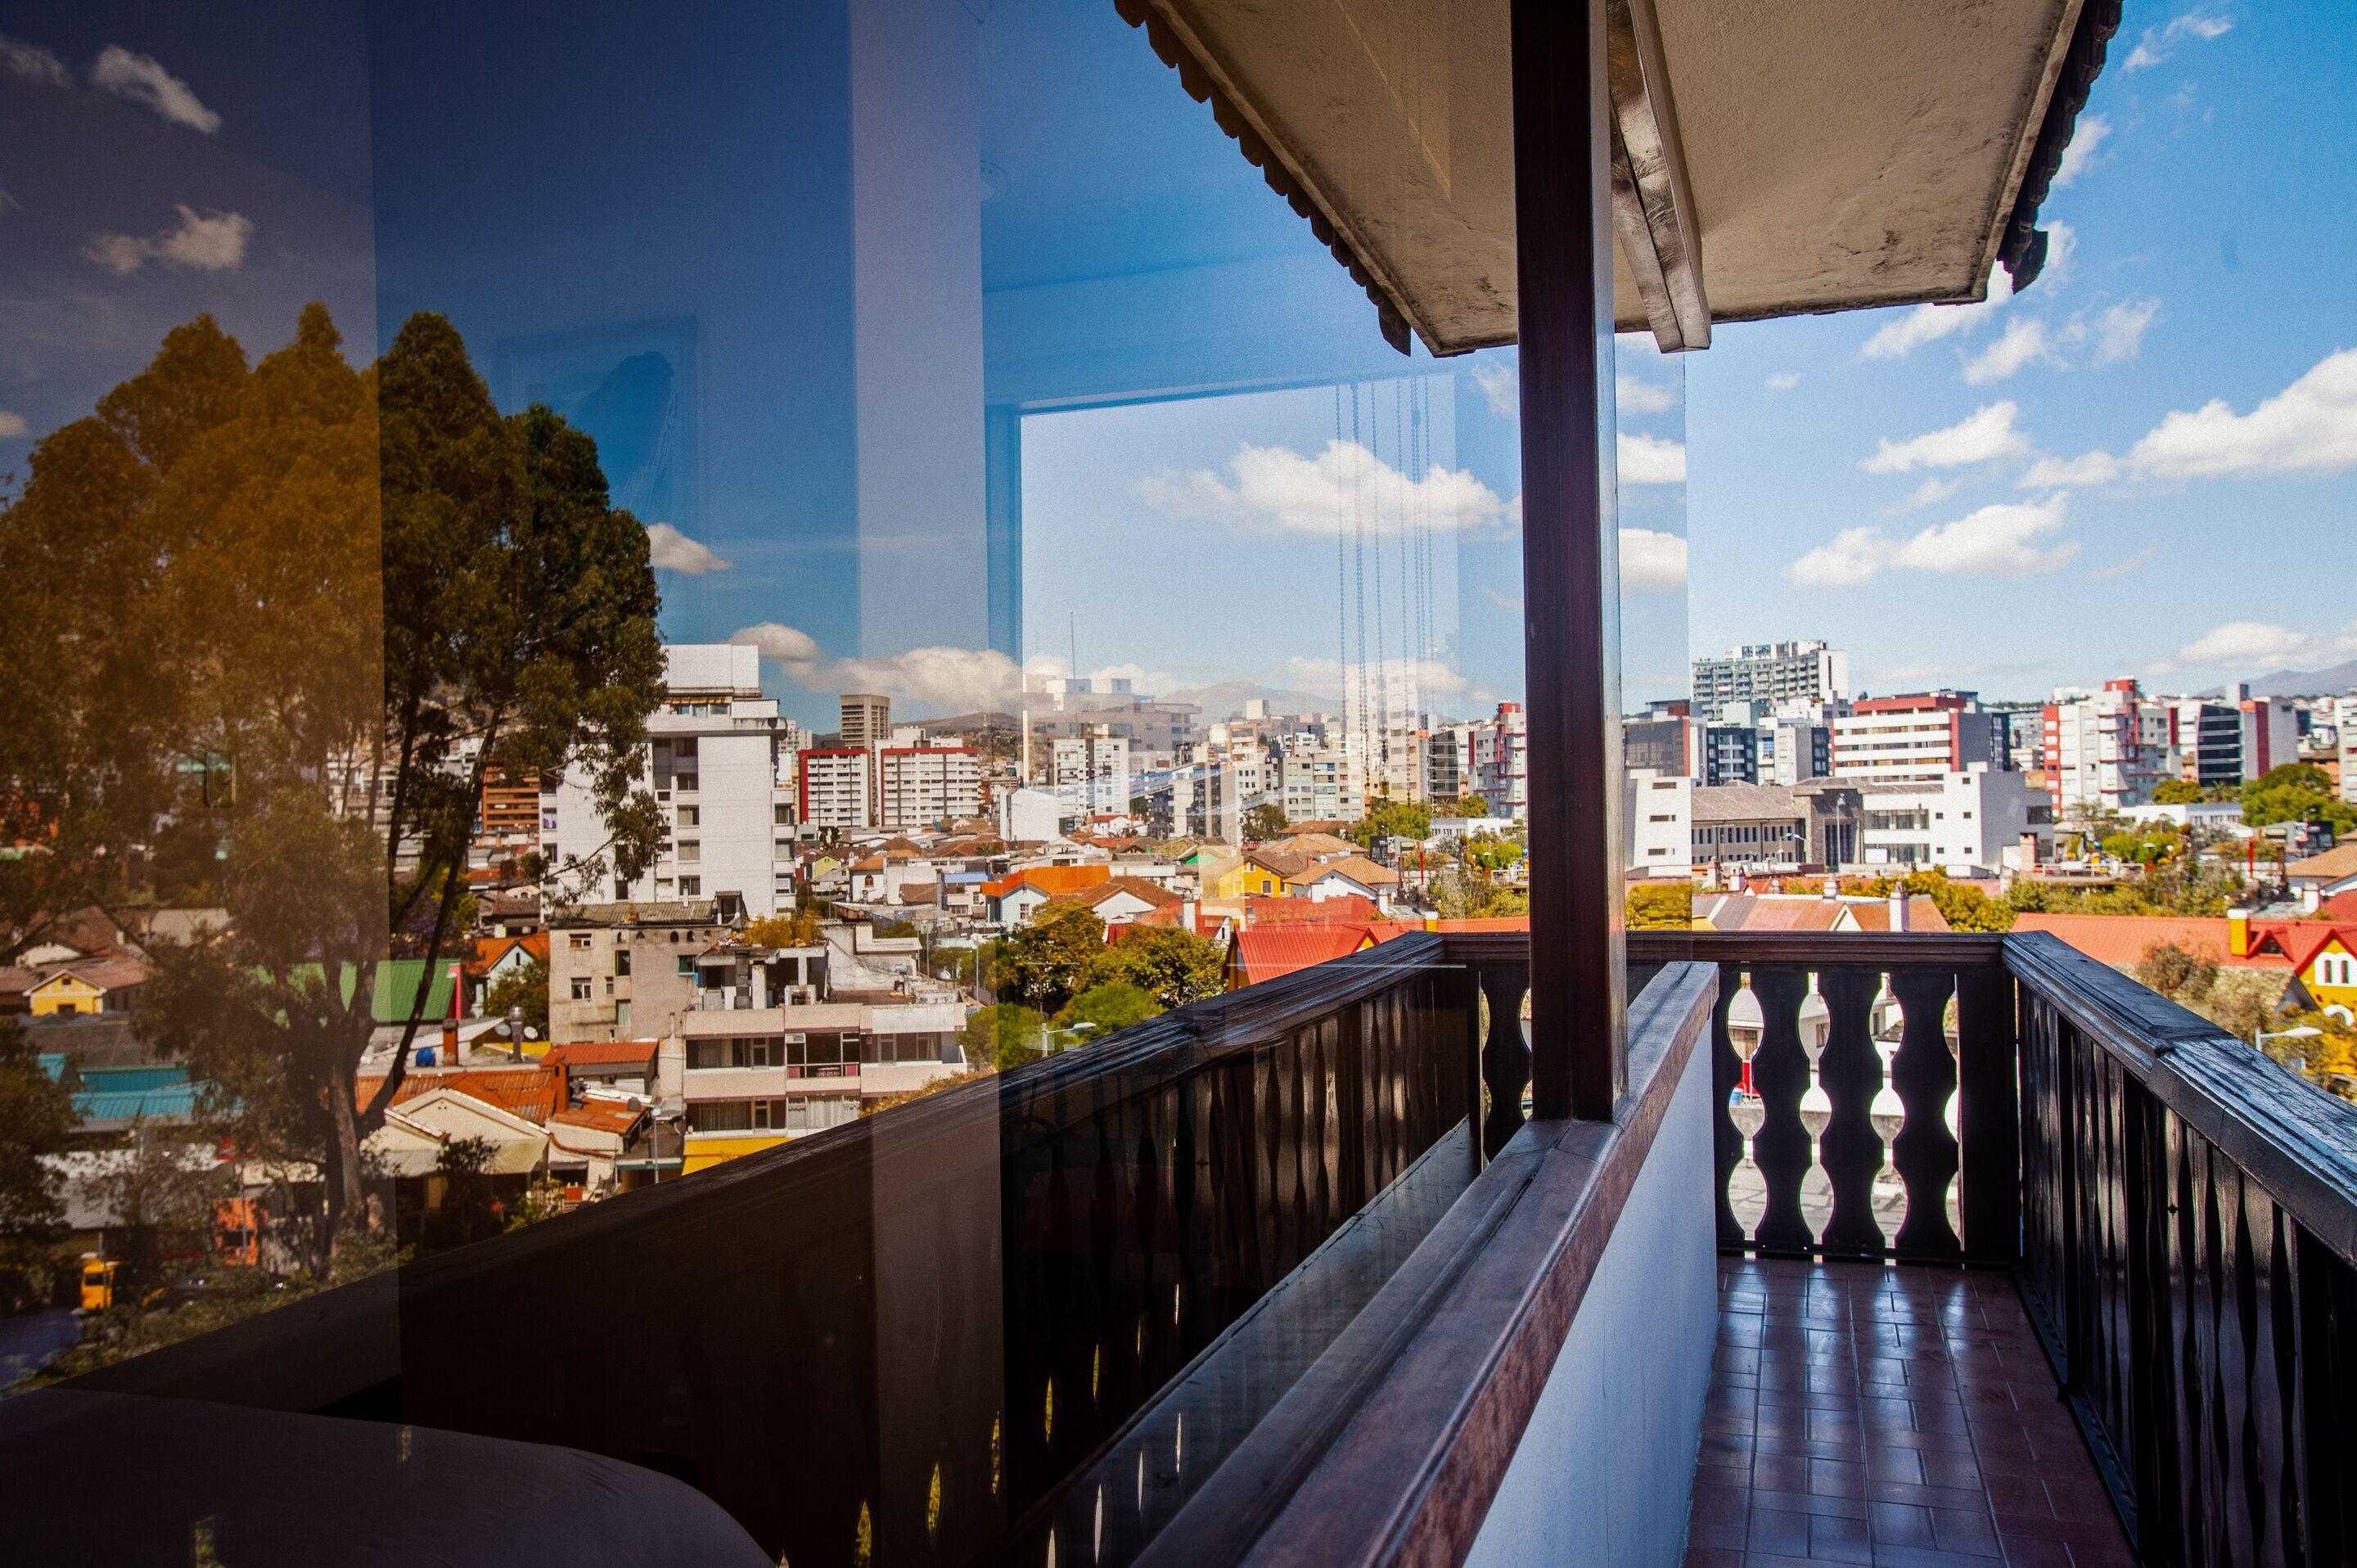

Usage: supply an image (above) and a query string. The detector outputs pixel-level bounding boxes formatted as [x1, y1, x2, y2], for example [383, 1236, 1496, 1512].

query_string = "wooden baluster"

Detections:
[1710, 964, 1744, 1250]
[1477, 961, 1530, 1157]
[1814, 967, 1887, 1259]
[1954, 965, 2020, 1266]
[1746, 966, 1814, 1257]
[1888, 966, 1963, 1262]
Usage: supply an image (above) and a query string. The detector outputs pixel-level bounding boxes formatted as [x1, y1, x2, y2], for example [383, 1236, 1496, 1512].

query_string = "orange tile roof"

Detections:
[980, 864, 1112, 901]
[466, 933, 548, 975]
[2314, 891, 2357, 922]
[1242, 894, 1380, 926]
[358, 1064, 566, 1124]
[2011, 915, 2280, 970]
[548, 1100, 647, 1136]
[2288, 844, 2357, 881]
[1841, 896, 1953, 934]
[1229, 924, 1374, 984]
[1071, 876, 1179, 911]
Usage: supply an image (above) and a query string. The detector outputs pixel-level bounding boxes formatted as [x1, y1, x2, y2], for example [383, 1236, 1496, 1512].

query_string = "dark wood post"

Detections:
[1512, 0, 1625, 1121]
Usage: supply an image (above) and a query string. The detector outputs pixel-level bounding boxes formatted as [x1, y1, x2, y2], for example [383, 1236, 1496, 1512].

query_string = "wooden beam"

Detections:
[1606, 0, 1710, 352]
[1512, 0, 1626, 1124]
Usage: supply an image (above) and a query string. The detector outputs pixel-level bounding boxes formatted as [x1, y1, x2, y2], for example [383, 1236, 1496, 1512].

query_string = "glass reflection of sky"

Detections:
[0, 0, 1687, 726]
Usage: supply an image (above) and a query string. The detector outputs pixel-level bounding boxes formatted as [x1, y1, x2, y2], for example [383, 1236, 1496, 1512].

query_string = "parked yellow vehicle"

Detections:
[78, 1255, 117, 1313]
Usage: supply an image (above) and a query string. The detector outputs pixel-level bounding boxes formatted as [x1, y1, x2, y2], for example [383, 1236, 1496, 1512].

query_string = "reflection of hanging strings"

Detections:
[1395, 378, 1415, 735]
[1350, 385, 1370, 750]
[1372, 385, 1390, 776]
[1335, 385, 1350, 741]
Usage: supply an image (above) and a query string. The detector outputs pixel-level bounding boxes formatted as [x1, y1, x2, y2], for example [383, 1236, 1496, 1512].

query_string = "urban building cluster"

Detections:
[1619, 642, 2355, 890]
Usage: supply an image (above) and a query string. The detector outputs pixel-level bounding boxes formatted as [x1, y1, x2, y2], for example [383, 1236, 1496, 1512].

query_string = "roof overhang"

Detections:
[1117, 0, 2118, 354]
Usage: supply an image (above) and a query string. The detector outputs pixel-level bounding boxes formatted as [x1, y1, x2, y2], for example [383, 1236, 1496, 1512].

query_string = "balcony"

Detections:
[18, 926, 2355, 1565]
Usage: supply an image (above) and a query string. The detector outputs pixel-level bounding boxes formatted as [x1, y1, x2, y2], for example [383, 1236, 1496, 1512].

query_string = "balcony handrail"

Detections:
[2007, 930, 2357, 1268]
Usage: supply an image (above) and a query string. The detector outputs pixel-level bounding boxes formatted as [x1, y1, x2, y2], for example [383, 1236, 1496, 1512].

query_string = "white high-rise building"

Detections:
[547, 644, 810, 917]
[2043, 680, 2179, 814]
[1471, 702, 1528, 820]
[1051, 731, 1132, 822]
[1692, 641, 1850, 710]
[876, 746, 982, 831]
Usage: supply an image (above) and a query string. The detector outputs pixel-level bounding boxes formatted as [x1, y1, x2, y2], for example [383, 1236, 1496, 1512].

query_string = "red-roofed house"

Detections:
[1226, 924, 1376, 989]
[981, 864, 1113, 926]
[357, 1063, 568, 1127]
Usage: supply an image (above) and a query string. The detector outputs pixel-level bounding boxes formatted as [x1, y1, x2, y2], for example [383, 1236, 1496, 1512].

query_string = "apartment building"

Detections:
[1279, 737, 1370, 824]
[839, 693, 890, 749]
[1050, 731, 1133, 820]
[548, 899, 730, 1044]
[876, 746, 982, 831]
[1414, 725, 1474, 804]
[1760, 718, 1832, 786]
[798, 748, 875, 833]
[546, 645, 809, 917]
[673, 945, 963, 1153]
[2044, 680, 2179, 813]
[1471, 702, 1529, 819]
[1855, 766, 2053, 872]
[2344, 701, 2357, 805]
[2239, 693, 2298, 781]
[1627, 768, 1692, 877]
[1692, 640, 1850, 710]
[1832, 692, 2003, 786]
[1701, 723, 1758, 787]
[2167, 698, 2243, 786]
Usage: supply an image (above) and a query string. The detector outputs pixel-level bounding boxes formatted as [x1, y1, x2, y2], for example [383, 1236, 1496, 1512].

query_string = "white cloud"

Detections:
[0, 411, 26, 439]
[1617, 372, 1678, 415]
[89, 45, 220, 133]
[1786, 494, 2075, 587]
[732, 621, 1026, 717]
[1858, 267, 2012, 360]
[1139, 439, 1512, 537]
[1468, 358, 1517, 418]
[2126, 347, 2357, 480]
[84, 205, 251, 274]
[2040, 223, 2079, 287]
[2052, 115, 2111, 189]
[1963, 318, 2060, 385]
[2174, 620, 2357, 675]
[1764, 372, 1800, 392]
[2125, 9, 2233, 72]
[1618, 528, 1688, 593]
[1888, 476, 1963, 514]
[1617, 431, 1686, 485]
[643, 522, 732, 575]
[1785, 527, 1895, 589]
[2091, 298, 2160, 365]
[2019, 450, 2121, 488]
[1479, 586, 1524, 615]
[1890, 494, 2077, 579]
[1859, 402, 2027, 473]
[0, 33, 70, 86]
[2088, 548, 2158, 582]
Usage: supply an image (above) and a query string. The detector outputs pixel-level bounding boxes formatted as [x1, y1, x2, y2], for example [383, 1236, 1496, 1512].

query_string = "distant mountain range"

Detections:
[2249, 660, 2357, 698]
[1161, 680, 1339, 721]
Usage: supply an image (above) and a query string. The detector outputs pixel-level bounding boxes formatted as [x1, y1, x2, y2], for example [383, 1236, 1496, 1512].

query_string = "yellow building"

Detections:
[2291, 928, 2357, 1025]
[25, 957, 145, 1016]
[1206, 850, 1305, 901]
[680, 1130, 795, 1175]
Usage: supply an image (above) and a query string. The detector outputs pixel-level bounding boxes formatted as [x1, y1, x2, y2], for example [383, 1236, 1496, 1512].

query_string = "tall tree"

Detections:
[2, 304, 666, 1268]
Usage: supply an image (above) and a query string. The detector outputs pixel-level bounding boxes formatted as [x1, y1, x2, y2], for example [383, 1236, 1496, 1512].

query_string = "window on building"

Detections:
[679, 876, 701, 895]
[614, 950, 631, 977]
[678, 805, 700, 827]
[570, 933, 592, 950]
[570, 978, 592, 1001]
[676, 955, 694, 978]
[615, 1000, 633, 1029]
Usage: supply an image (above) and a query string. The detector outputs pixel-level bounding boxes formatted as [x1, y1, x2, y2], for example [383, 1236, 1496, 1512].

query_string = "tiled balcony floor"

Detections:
[1687, 1258, 2136, 1568]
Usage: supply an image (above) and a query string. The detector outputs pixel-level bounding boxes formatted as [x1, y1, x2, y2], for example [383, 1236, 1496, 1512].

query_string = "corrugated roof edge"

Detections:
[1998, 0, 2125, 291]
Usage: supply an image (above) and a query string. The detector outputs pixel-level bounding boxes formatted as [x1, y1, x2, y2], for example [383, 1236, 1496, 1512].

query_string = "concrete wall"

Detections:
[1462, 1031, 1716, 1568]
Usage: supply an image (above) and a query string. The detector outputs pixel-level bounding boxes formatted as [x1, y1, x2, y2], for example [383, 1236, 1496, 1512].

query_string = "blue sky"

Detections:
[2, 0, 2348, 728]
[1688, 0, 2357, 702]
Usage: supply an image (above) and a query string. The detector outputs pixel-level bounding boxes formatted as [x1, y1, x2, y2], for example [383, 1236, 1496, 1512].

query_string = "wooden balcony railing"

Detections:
[2010, 931, 2357, 1567]
[55, 930, 1509, 1568]
[1661, 926, 2357, 1568]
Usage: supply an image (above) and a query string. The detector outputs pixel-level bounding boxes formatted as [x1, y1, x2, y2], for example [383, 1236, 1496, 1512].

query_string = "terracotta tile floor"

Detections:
[1686, 1258, 2138, 1568]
